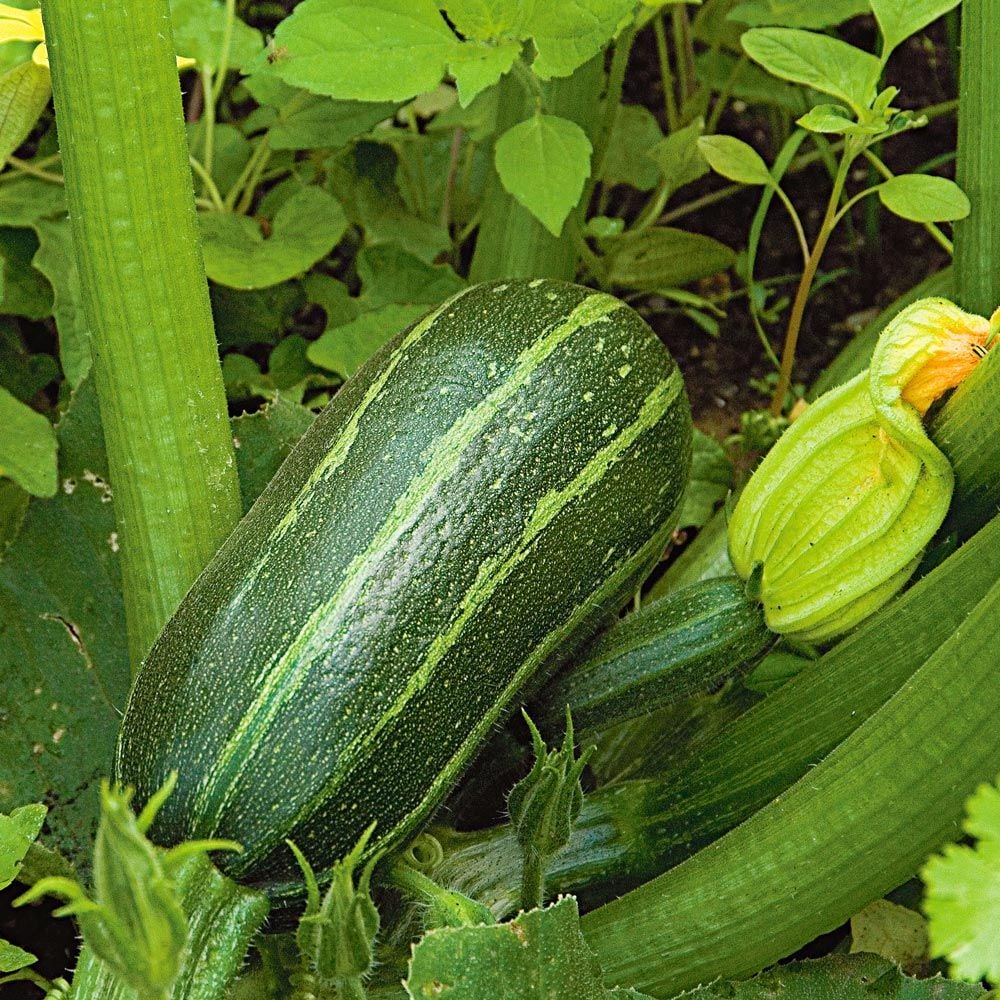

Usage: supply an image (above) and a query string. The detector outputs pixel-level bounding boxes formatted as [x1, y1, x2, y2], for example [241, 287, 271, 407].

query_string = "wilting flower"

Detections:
[729, 297, 995, 644]
[0, 4, 196, 70]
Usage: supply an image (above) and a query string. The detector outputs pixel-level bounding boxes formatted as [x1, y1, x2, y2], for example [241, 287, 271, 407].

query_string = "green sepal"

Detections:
[14, 774, 240, 998]
[287, 823, 380, 987]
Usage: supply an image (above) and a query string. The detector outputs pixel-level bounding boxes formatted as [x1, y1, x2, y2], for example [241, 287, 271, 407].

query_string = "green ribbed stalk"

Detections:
[468, 56, 603, 282]
[42, 0, 241, 669]
[67, 856, 268, 1000]
[953, 0, 1000, 313]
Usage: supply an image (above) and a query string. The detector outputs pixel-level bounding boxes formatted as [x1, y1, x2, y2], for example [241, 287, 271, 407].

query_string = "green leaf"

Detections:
[232, 396, 315, 512]
[169, 0, 263, 68]
[0, 385, 55, 497]
[697, 134, 772, 185]
[742, 27, 882, 115]
[0, 939, 35, 973]
[0, 381, 129, 868]
[0, 176, 65, 227]
[0, 60, 50, 165]
[308, 303, 429, 379]
[525, 0, 637, 80]
[32, 216, 91, 386]
[268, 0, 460, 102]
[923, 777, 1000, 984]
[646, 116, 709, 192]
[0, 803, 46, 888]
[444, 0, 530, 40]
[695, 51, 807, 114]
[356, 244, 466, 307]
[729, 0, 870, 29]
[796, 103, 856, 133]
[449, 38, 520, 106]
[677, 428, 732, 529]
[494, 113, 592, 236]
[210, 281, 305, 349]
[200, 187, 347, 289]
[683, 955, 986, 1000]
[406, 896, 636, 999]
[871, 0, 961, 60]
[606, 227, 735, 291]
[877, 174, 970, 223]
[0, 227, 51, 319]
[601, 104, 663, 191]
[244, 76, 397, 150]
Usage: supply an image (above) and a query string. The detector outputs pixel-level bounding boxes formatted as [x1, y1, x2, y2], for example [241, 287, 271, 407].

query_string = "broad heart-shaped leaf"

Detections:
[242, 75, 397, 150]
[871, 0, 961, 59]
[601, 104, 663, 191]
[268, 0, 460, 102]
[646, 117, 708, 193]
[0, 380, 130, 869]
[877, 174, 970, 223]
[0, 385, 56, 497]
[697, 134, 771, 185]
[0, 176, 66, 228]
[0, 60, 50, 165]
[307, 303, 429, 379]
[169, 0, 262, 67]
[200, 187, 347, 289]
[494, 114, 592, 236]
[728, 0, 870, 29]
[355, 244, 466, 307]
[449, 38, 520, 106]
[524, 0, 637, 79]
[923, 778, 1000, 984]
[684, 955, 987, 1000]
[742, 28, 881, 116]
[605, 227, 735, 292]
[444, 0, 531, 40]
[405, 897, 652, 999]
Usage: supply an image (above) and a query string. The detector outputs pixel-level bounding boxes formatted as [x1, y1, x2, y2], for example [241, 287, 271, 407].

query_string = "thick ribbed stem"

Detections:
[42, 0, 241, 669]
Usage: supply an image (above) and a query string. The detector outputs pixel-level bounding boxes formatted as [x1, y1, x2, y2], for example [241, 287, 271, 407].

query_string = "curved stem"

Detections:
[770, 144, 854, 416]
[189, 155, 225, 212]
[5, 154, 64, 183]
[770, 182, 810, 265]
[653, 13, 679, 132]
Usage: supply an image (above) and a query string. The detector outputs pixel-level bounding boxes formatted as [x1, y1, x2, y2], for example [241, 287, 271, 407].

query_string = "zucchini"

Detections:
[116, 279, 692, 904]
[537, 577, 772, 736]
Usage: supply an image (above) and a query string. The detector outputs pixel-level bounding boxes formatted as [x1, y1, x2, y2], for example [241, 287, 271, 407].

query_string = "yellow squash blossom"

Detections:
[0, 4, 196, 69]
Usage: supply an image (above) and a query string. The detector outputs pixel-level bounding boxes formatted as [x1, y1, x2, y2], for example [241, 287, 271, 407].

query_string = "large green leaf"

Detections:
[601, 104, 663, 191]
[307, 303, 428, 379]
[449, 38, 520, 106]
[525, 0, 637, 80]
[444, 0, 529, 40]
[742, 28, 881, 114]
[406, 897, 652, 999]
[268, 0, 460, 102]
[0, 226, 51, 319]
[677, 429, 732, 530]
[200, 187, 346, 289]
[0, 384, 55, 497]
[494, 113, 593, 237]
[877, 175, 970, 223]
[728, 0, 870, 29]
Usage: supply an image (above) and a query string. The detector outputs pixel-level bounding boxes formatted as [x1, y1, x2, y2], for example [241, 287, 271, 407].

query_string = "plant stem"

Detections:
[953, 0, 1000, 314]
[770, 144, 853, 416]
[200, 66, 216, 194]
[42, 0, 243, 668]
[653, 13, 679, 132]
[5, 154, 63, 183]
[189, 155, 225, 212]
[520, 850, 545, 912]
[337, 977, 367, 1000]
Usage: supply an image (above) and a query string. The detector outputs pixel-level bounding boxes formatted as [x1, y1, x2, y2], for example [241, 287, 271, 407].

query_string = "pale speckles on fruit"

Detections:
[619, 364, 633, 378]
[582, 391, 594, 403]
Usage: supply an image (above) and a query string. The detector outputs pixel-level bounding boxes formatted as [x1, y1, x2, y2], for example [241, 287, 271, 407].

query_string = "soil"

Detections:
[3, 11, 959, 995]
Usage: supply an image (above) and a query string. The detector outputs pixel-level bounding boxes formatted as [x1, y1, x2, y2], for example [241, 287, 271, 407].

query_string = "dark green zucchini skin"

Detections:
[538, 577, 772, 736]
[115, 279, 691, 903]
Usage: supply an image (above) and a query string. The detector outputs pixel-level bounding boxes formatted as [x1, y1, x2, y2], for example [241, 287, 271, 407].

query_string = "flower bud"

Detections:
[729, 298, 994, 644]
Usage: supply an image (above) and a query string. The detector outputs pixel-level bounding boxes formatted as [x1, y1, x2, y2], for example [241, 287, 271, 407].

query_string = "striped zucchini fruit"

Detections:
[538, 577, 773, 736]
[116, 279, 692, 903]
